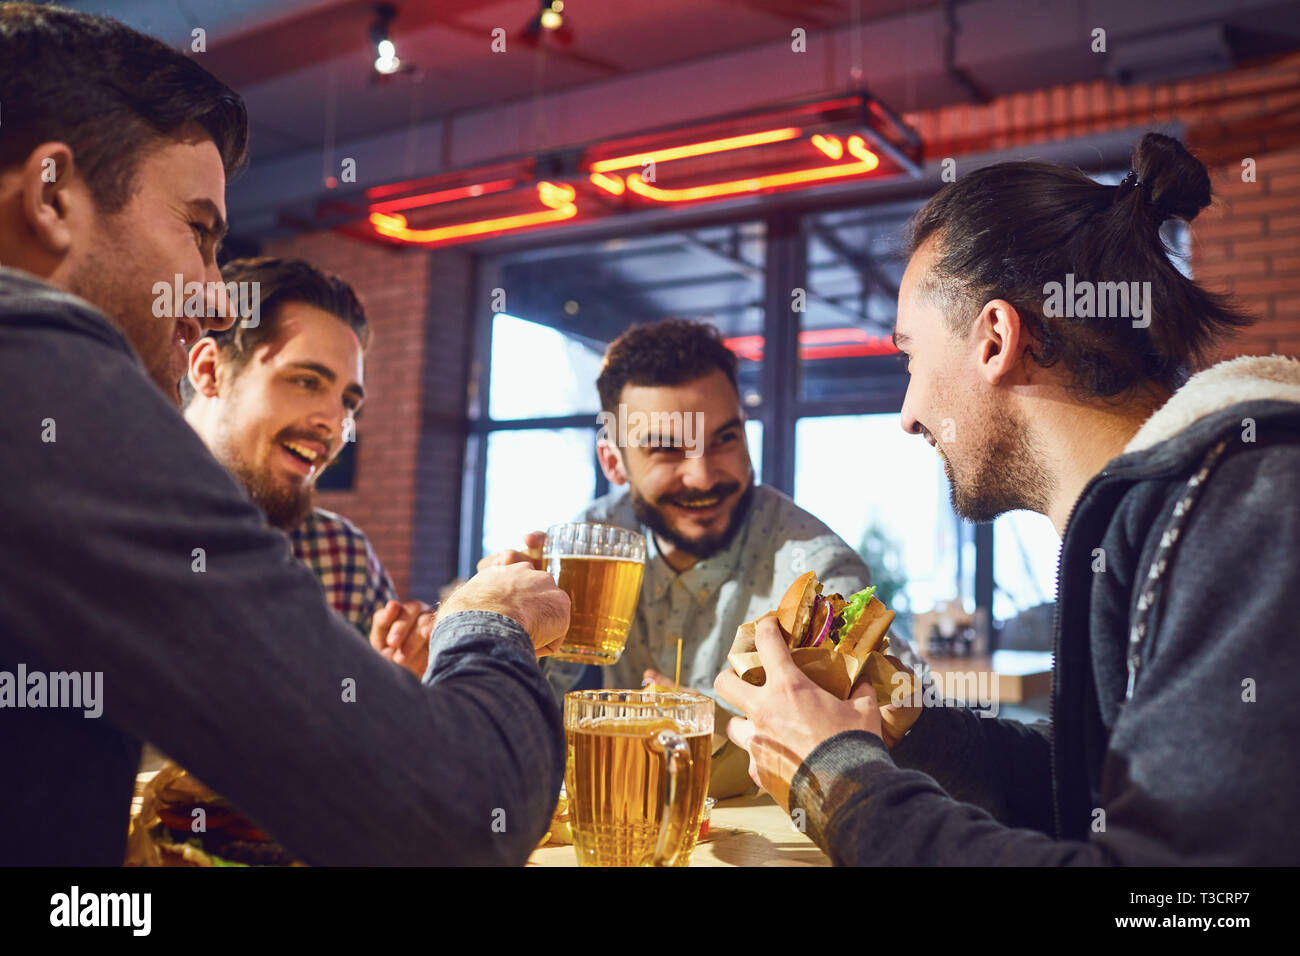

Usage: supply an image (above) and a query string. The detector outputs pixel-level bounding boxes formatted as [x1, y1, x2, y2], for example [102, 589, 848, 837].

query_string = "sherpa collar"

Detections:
[1125, 355, 1300, 454]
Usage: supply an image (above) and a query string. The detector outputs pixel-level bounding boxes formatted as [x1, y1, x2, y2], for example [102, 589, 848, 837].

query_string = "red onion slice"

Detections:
[809, 596, 833, 647]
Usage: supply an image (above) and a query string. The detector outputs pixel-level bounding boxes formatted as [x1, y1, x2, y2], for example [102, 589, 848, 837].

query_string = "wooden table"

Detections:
[528, 793, 829, 867]
[926, 649, 1053, 704]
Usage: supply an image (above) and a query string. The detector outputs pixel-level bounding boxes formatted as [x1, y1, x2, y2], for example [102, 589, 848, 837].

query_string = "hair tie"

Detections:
[1115, 169, 1145, 204]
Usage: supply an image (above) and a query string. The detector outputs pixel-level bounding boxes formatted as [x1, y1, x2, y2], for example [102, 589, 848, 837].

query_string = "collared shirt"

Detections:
[546, 484, 923, 706]
[288, 508, 398, 635]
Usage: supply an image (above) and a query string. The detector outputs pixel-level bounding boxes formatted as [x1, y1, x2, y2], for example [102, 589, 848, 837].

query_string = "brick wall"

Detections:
[899, 50, 1300, 361]
[260, 52, 1300, 598]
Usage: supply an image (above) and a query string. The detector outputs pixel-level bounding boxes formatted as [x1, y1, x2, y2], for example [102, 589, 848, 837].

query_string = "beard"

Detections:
[630, 475, 756, 560]
[941, 404, 1052, 523]
[222, 430, 321, 531]
[231, 457, 316, 530]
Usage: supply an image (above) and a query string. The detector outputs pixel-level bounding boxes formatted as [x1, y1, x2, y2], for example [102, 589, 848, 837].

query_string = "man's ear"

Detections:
[971, 298, 1030, 386]
[596, 434, 629, 486]
[20, 143, 78, 256]
[187, 338, 223, 399]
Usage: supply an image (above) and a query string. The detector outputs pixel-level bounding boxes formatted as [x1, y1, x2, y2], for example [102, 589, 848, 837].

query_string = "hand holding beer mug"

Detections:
[565, 690, 714, 866]
[543, 522, 646, 665]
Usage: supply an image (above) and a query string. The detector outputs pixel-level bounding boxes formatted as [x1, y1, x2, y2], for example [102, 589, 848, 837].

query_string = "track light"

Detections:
[539, 1, 564, 31]
[370, 4, 400, 75]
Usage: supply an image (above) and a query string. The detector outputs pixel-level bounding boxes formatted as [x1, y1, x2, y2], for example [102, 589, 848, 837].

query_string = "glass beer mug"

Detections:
[543, 522, 646, 665]
[564, 690, 714, 867]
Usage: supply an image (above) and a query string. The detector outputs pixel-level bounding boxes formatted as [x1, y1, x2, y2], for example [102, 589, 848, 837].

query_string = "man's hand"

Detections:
[476, 530, 546, 572]
[369, 600, 435, 678]
[713, 616, 885, 810]
[438, 562, 570, 656]
[642, 668, 680, 689]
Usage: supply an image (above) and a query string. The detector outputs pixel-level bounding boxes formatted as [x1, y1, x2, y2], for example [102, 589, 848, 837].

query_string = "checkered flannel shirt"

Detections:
[288, 508, 398, 636]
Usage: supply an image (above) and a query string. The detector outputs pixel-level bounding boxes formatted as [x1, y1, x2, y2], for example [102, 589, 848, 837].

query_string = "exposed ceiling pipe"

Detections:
[944, 0, 992, 104]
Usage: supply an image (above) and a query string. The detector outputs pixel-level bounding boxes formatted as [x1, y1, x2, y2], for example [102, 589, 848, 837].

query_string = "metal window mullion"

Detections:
[760, 213, 804, 496]
[460, 256, 502, 578]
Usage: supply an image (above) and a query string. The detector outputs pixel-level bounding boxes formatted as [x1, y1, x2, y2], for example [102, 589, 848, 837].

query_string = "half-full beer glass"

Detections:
[565, 690, 714, 867]
[543, 522, 645, 665]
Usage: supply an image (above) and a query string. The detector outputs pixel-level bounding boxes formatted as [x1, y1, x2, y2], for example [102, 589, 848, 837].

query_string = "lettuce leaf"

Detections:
[836, 586, 877, 634]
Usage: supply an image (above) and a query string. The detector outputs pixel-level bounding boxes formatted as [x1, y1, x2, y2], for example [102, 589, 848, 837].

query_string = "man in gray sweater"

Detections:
[0, 3, 567, 866]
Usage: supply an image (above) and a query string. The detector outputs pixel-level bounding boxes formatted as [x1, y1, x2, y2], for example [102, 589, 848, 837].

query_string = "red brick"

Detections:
[1268, 172, 1300, 195]
[1270, 213, 1300, 235]
[1224, 277, 1300, 296]
[1198, 217, 1265, 239]
[1234, 235, 1300, 257]
[1194, 258, 1269, 280]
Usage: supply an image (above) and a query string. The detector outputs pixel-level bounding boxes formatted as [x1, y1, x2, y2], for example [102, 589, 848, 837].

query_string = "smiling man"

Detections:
[182, 257, 432, 675]
[0, 2, 569, 866]
[483, 318, 924, 797]
[716, 133, 1300, 865]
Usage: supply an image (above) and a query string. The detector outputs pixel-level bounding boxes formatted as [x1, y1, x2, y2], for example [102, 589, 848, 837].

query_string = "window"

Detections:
[993, 510, 1061, 621]
[793, 414, 960, 615]
[488, 314, 604, 421]
[800, 204, 914, 402]
[481, 428, 596, 555]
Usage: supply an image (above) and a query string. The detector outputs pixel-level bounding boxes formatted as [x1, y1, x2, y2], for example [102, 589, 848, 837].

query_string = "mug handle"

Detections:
[644, 728, 694, 866]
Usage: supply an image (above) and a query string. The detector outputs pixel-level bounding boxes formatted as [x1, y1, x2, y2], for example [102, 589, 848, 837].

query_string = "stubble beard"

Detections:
[945, 405, 1052, 523]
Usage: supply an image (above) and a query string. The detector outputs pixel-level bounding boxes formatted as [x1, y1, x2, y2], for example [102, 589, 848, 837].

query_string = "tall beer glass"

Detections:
[565, 689, 714, 866]
[543, 522, 645, 665]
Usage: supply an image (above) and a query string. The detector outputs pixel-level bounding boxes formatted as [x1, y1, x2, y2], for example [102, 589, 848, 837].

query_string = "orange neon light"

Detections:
[369, 178, 516, 214]
[598, 135, 881, 204]
[724, 328, 898, 362]
[588, 127, 802, 173]
[588, 171, 626, 195]
[810, 134, 843, 159]
[369, 181, 577, 245]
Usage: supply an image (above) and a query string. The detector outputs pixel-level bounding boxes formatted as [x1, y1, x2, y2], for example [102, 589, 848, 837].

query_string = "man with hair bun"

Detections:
[719, 132, 1300, 865]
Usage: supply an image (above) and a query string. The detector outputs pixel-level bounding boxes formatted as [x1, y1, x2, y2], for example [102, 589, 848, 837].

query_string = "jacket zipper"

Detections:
[1048, 467, 1111, 841]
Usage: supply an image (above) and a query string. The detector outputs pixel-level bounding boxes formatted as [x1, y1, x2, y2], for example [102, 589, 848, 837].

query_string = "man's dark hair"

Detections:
[907, 132, 1253, 398]
[597, 318, 740, 413]
[179, 257, 371, 406]
[0, 2, 248, 212]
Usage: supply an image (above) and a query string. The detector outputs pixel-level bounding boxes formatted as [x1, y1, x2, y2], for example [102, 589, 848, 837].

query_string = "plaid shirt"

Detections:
[288, 508, 398, 635]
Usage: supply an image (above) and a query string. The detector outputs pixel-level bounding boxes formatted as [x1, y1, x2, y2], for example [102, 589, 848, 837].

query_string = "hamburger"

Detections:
[727, 571, 914, 703]
[127, 762, 300, 867]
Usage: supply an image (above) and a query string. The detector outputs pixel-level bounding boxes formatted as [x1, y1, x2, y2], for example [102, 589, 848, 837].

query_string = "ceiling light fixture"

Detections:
[370, 4, 401, 75]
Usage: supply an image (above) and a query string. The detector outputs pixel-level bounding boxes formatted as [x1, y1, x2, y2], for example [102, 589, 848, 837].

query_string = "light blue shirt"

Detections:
[546, 484, 923, 710]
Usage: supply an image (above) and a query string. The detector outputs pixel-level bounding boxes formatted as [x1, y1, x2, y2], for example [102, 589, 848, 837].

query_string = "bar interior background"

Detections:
[67, 0, 1300, 679]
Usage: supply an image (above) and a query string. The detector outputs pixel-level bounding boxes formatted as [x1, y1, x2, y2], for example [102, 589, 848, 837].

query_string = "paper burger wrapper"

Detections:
[727, 611, 913, 704]
[863, 651, 919, 707]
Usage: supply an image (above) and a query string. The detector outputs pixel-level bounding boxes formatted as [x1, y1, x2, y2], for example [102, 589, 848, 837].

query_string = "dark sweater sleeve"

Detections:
[889, 703, 1055, 833]
[0, 306, 563, 865]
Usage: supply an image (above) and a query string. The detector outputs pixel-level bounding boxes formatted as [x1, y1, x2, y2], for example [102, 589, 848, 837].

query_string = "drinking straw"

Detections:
[674, 638, 683, 691]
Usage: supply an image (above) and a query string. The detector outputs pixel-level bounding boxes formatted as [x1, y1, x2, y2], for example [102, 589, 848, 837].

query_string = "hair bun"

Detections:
[1131, 132, 1212, 222]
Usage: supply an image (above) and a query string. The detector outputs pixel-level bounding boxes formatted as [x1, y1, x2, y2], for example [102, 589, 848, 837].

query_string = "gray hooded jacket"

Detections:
[790, 356, 1300, 865]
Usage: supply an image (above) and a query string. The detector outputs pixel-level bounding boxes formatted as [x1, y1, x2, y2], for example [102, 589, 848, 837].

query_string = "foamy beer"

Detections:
[543, 522, 646, 665]
[565, 690, 714, 867]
